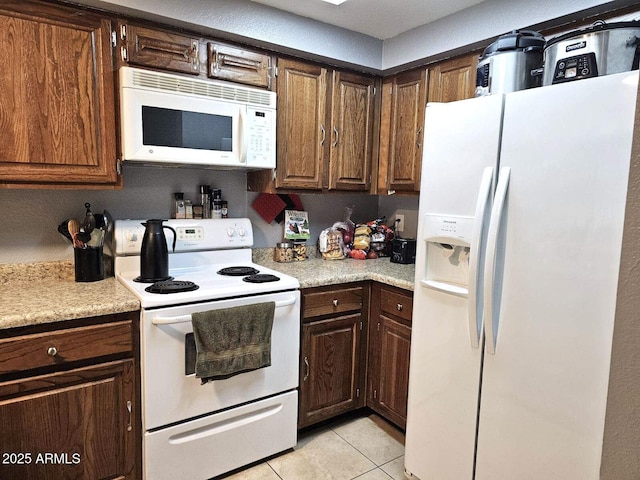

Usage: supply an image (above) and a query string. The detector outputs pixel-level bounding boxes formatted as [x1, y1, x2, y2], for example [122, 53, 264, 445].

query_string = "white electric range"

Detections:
[113, 218, 300, 480]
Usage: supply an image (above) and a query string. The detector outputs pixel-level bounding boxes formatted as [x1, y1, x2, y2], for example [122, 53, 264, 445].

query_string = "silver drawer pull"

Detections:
[126, 400, 133, 432]
[47, 346, 58, 357]
[333, 299, 339, 306]
[397, 303, 403, 311]
[304, 357, 310, 382]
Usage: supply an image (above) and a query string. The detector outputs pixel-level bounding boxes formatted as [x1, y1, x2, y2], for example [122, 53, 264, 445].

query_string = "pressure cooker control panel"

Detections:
[552, 53, 598, 84]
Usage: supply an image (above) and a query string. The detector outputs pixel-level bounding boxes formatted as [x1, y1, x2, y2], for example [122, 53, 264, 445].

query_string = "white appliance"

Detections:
[120, 66, 276, 169]
[404, 71, 638, 480]
[113, 218, 299, 480]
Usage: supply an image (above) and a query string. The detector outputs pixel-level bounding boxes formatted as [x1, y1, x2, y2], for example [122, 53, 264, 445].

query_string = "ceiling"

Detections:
[250, 0, 488, 40]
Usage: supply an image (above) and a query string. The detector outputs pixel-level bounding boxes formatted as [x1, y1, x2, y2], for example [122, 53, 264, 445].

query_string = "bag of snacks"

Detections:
[319, 227, 346, 260]
[353, 225, 371, 250]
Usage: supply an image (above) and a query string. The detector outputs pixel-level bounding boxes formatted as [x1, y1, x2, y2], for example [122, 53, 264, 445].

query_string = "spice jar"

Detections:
[274, 242, 294, 263]
[173, 192, 186, 219]
[293, 240, 307, 261]
[212, 199, 223, 219]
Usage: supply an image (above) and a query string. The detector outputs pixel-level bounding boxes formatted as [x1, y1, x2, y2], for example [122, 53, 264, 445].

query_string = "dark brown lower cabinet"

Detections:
[367, 283, 413, 429]
[0, 313, 139, 480]
[298, 283, 368, 429]
[298, 282, 413, 430]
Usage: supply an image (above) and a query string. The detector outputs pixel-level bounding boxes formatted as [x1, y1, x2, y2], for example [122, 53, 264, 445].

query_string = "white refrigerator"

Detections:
[404, 70, 639, 480]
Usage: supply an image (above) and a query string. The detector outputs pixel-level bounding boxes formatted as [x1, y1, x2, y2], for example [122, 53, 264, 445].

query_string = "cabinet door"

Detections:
[327, 71, 376, 191]
[276, 58, 327, 190]
[427, 53, 478, 103]
[0, 2, 117, 186]
[208, 42, 272, 88]
[368, 284, 412, 429]
[387, 68, 427, 193]
[374, 315, 412, 429]
[299, 314, 365, 428]
[0, 360, 136, 480]
[120, 23, 200, 75]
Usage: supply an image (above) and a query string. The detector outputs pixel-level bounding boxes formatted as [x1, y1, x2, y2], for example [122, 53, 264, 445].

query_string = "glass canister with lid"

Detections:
[274, 241, 294, 263]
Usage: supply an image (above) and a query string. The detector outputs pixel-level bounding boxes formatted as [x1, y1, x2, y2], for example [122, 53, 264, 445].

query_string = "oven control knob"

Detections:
[238, 227, 247, 237]
[126, 230, 138, 242]
[226, 227, 236, 237]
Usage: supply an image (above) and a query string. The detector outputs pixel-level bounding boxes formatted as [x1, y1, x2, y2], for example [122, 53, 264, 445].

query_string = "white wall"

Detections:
[382, 0, 626, 69]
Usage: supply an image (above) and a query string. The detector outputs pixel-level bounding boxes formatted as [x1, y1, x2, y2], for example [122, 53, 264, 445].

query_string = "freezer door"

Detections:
[405, 95, 504, 480]
[476, 71, 638, 480]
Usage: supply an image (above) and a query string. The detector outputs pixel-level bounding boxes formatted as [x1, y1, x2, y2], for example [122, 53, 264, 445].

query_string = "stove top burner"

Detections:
[145, 280, 200, 294]
[135, 275, 173, 283]
[217, 266, 260, 276]
[243, 274, 280, 283]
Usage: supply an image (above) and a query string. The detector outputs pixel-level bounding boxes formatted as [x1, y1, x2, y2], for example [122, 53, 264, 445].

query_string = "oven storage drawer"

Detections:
[302, 285, 364, 320]
[0, 321, 132, 374]
[144, 390, 297, 480]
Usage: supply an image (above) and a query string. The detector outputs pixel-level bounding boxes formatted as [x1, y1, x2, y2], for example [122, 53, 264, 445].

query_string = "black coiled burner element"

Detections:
[145, 280, 199, 294]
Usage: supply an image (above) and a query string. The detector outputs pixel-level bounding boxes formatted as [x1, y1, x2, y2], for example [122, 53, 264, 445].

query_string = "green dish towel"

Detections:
[191, 302, 275, 384]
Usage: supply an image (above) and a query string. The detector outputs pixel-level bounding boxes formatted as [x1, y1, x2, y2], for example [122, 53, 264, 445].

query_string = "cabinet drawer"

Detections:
[380, 289, 413, 322]
[208, 43, 271, 88]
[303, 287, 364, 319]
[0, 321, 132, 375]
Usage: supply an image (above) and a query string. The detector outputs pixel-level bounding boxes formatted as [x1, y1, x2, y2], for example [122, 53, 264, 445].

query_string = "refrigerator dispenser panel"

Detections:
[421, 214, 474, 297]
[423, 214, 474, 245]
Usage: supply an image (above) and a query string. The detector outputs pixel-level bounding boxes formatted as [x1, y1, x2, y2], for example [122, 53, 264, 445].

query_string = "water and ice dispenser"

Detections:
[420, 214, 475, 297]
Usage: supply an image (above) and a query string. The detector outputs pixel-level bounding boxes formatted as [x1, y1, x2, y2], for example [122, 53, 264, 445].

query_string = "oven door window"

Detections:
[142, 106, 232, 151]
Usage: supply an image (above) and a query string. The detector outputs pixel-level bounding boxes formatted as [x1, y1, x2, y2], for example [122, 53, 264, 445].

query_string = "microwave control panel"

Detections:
[246, 107, 276, 168]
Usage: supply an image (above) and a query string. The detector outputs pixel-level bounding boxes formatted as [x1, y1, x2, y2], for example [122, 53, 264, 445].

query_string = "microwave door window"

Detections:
[142, 106, 232, 151]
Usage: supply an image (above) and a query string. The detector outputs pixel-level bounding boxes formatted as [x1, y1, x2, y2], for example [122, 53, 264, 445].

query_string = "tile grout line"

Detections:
[350, 466, 394, 480]
[329, 425, 401, 469]
[266, 462, 284, 479]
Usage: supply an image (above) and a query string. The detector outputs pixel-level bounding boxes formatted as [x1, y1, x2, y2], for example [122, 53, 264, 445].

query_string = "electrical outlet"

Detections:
[396, 214, 405, 232]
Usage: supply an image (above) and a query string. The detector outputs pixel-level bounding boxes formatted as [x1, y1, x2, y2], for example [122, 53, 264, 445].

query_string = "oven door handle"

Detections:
[151, 296, 298, 325]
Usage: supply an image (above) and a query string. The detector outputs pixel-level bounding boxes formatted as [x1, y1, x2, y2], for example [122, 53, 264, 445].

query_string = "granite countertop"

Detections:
[253, 249, 415, 291]
[1, 251, 414, 331]
[0, 261, 140, 331]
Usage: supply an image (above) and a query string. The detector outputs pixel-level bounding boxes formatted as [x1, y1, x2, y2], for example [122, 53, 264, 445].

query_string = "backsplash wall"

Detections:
[0, 164, 415, 265]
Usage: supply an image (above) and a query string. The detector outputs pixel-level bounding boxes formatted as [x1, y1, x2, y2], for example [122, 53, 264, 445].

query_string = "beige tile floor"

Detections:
[220, 413, 406, 480]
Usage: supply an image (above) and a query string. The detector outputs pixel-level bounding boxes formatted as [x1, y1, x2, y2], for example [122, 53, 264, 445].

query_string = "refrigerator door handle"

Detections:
[483, 166, 511, 355]
[467, 166, 494, 349]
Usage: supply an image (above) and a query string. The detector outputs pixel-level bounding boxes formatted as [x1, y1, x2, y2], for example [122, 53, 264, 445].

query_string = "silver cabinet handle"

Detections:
[416, 126, 423, 148]
[332, 126, 339, 147]
[397, 303, 403, 312]
[191, 41, 199, 70]
[126, 400, 133, 432]
[320, 125, 326, 146]
[303, 357, 310, 382]
[47, 346, 58, 357]
[333, 299, 339, 306]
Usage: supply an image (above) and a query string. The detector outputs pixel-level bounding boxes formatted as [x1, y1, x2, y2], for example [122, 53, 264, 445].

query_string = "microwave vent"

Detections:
[129, 69, 275, 108]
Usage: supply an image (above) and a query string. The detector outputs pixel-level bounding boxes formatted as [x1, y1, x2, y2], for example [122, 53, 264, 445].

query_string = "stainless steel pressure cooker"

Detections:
[475, 30, 546, 96]
[543, 21, 640, 85]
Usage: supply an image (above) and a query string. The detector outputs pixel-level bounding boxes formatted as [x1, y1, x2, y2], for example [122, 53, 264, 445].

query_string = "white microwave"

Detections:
[119, 66, 276, 169]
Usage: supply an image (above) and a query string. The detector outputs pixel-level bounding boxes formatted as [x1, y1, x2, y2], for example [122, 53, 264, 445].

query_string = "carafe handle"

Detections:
[163, 225, 177, 252]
